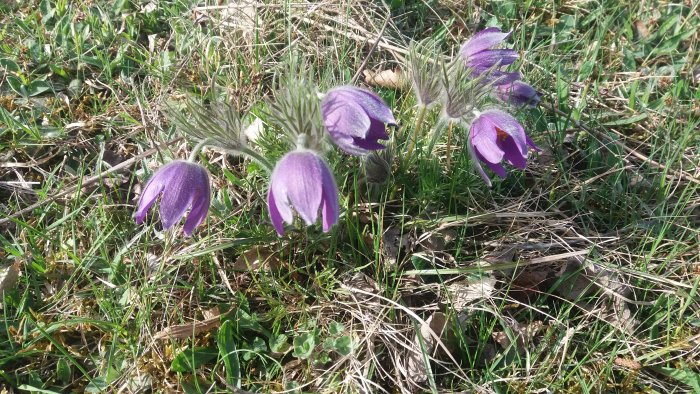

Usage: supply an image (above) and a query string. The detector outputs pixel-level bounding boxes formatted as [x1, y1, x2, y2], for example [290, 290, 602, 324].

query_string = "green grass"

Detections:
[1, 0, 699, 393]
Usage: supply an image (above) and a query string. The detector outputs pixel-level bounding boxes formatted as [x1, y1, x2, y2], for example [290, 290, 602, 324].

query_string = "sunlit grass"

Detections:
[1, 0, 699, 393]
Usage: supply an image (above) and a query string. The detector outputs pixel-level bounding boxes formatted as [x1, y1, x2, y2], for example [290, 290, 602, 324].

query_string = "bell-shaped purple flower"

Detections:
[496, 81, 541, 107]
[460, 27, 520, 84]
[321, 86, 396, 155]
[468, 109, 539, 185]
[135, 160, 211, 236]
[267, 150, 340, 236]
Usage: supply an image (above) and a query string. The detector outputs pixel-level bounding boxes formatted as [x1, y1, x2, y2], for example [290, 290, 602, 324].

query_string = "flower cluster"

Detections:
[134, 84, 394, 237]
[132, 26, 540, 237]
[407, 26, 541, 185]
[460, 27, 541, 107]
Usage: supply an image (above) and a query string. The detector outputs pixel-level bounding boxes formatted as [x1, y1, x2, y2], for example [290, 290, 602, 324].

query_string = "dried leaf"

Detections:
[202, 306, 221, 320]
[363, 68, 407, 89]
[614, 357, 642, 370]
[232, 247, 281, 272]
[154, 308, 229, 340]
[492, 320, 546, 353]
[380, 227, 415, 268]
[445, 276, 497, 310]
[417, 229, 458, 252]
[341, 272, 379, 295]
[483, 246, 516, 264]
[554, 257, 597, 300]
[404, 312, 447, 383]
[633, 20, 650, 40]
[0, 261, 20, 294]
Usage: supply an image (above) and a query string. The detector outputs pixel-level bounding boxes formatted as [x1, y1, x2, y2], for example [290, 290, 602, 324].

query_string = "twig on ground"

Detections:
[0, 137, 184, 226]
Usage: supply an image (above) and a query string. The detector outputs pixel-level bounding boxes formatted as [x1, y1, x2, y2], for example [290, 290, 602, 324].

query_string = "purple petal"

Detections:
[501, 136, 527, 169]
[331, 135, 370, 156]
[135, 175, 166, 224]
[183, 189, 210, 236]
[134, 160, 211, 235]
[348, 118, 390, 151]
[366, 118, 390, 140]
[352, 137, 386, 151]
[526, 135, 541, 152]
[135, 161, 188, 224]
[486, 70, 521, 86]
[269, 151, 324, 228]
[475, 149, 508, 178]
[461, 27, 511, 59]
[479, 109, 528, 157]
[267, 151, 340, 235]
[484, 161, 508, 178]
[467, 142, 492, 187]
[322, 98, 371, 139]
[466, 49, 519, 69]
[319, 163, 340, 232]
[267, 190, 287, 236]
[496, 81, 541, 107]
[159, 182, 193, 229]
[158, 162, 209, 231]
[327, 86, 396, 124]
[470, 116, 504, 164]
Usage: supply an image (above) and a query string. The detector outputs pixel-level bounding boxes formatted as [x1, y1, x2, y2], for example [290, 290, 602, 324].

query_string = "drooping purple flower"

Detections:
[321, 86, 396, 155]
[495, 81, 541, 107]
[267, 150, 339, 236]
[135, 160, 211, 236]
[468, 109, 539, 185]
[460, 27, 520, 84]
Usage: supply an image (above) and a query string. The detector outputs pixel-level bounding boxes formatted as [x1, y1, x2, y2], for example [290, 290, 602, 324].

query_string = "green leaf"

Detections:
[243, 337, 267, 361]
[651, 366, 700, 392]
[292, 332, 317, 359]
[50, 64, 69, 79]
[27, 80, 52, 97]
[578, 60, 595, 82]
[111, 0, 131, 13]
[234, 309, 265, 334]
[68, 79, 83, 97]
[39, 0, 54, 21]
[0, 58, 20, 73]
[323, 337, 337, 351]
[269, 334, 291, 354]
[171, 347, 218, 373]
[29, 43, 45, 63]
[7, 76, 25, 96]
[315, 351, 331, 364]
[56, 358, 71, 383]
[82, 56, 104, 68]
[17, 386, 61, 394]
[217, 321, 241, 388]
[84, 377, 109, 393]
[334, 336, 353, 356]
[602, 113, 648, 126]
[328, 321, 344, 336]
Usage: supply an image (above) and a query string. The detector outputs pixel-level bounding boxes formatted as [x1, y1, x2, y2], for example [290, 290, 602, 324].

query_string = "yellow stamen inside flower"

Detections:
[496, 127, 509, 142]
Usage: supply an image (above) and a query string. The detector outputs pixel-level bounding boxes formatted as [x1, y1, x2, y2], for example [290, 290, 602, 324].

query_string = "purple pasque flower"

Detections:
[468, 109, 539, 185]
[460, 27, 520, 85]
[267, 150, 339, 236]
[135, 160, 211, 236]
[321, 86, 396, 155]
[495, 81, 541, 107]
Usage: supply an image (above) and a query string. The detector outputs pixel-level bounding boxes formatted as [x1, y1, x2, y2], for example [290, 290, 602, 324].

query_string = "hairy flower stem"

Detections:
[404, 105, 428, 164]
[188, 138, 273, 172]
[240, 147, 274, 172]
[445, 121, 454, 170]
[188, 138, 213, 162]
